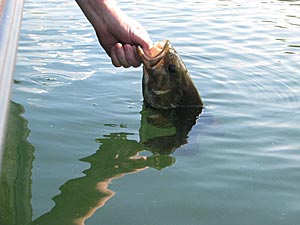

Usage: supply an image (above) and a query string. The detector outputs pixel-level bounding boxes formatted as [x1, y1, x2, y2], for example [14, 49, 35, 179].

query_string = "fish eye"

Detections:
[168, 64, 176, 73]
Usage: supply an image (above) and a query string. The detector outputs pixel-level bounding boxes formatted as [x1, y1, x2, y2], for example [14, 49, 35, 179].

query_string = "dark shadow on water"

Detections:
[0, 103, 202, 225]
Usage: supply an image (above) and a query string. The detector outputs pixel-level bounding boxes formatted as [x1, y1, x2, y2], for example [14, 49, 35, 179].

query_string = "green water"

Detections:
[1, 0, 300, 224]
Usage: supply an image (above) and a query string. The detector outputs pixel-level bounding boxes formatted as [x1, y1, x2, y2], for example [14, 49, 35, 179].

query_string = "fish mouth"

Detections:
[137, 40, 170, 68]
[151, 88, 172, 96]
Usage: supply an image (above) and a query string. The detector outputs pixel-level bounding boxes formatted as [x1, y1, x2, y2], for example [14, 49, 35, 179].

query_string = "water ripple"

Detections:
[10, 0, 300, 224]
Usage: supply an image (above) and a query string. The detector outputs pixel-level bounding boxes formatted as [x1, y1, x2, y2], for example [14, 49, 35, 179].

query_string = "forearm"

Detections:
[75, 0, 122, 31]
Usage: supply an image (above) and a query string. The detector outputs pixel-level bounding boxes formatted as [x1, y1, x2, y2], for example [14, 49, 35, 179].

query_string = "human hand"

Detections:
[76, 0, 152, 68]
[96, 15, 152, 68]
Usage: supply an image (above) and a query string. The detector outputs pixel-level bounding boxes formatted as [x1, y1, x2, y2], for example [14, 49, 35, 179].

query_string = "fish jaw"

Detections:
[137, 40, 170, 68]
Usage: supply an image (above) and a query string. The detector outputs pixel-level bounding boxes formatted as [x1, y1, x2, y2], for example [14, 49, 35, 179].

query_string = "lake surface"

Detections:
[1, 0, 300, 224]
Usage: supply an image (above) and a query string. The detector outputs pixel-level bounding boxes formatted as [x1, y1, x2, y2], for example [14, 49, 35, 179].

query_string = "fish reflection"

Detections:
[33, 105, 201, 225]
[0, 103, 202, 225]
[140, 105, 202, 155]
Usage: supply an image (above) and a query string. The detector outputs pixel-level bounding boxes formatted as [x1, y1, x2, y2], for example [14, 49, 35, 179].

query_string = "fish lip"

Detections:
[137, 40, 170, 68]
[151, 88, 172, 95]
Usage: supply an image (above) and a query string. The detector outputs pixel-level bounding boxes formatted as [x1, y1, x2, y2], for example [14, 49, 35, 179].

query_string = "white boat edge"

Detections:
[0, 0, 24, 170]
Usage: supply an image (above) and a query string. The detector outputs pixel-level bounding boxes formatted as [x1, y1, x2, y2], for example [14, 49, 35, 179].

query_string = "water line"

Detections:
[0, 0, 24, 170]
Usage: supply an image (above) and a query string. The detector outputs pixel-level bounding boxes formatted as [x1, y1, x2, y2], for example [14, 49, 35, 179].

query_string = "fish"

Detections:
[137, 40, 204, 109]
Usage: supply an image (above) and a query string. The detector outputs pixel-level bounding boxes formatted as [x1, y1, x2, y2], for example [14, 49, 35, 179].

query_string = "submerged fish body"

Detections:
[137, 40, 204, 109]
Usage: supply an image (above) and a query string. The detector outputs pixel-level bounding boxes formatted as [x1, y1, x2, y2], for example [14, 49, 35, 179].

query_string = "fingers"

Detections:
[124, 44, 141, 67]
[110, 43, 141, 68]
[110, 43, 127, 67]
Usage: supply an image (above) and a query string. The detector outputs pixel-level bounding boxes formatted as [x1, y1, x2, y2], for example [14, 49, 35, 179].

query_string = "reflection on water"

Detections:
[140, 106, 202, 155]
[0, 102, 33, 225]
[1, 103, 202, 225]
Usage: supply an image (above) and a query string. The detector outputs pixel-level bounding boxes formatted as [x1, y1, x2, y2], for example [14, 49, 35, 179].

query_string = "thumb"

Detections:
[130, 22, 153, 50]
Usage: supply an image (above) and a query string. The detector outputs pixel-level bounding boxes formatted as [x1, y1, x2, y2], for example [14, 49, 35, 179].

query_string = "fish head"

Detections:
[137, 40, 203, 109]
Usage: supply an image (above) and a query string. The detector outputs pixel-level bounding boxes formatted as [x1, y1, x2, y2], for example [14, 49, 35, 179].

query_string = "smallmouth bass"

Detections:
[137, 40, 203, 109]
